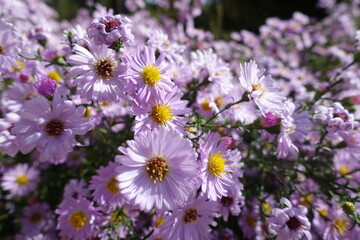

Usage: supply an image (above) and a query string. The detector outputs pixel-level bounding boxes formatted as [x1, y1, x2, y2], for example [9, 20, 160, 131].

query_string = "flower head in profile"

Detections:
[239, 60, 285, 115]
[0, 18, 24, 72]
[67, 38, 127, 102]
[115, 127, 199, 212]
[12, 94, 91, 164]
[123, 46, 174, 103]
[199, 132, 239, 201]
[268, 197, 311, 240]
[159, 196, 219, 240]
[131, 88, 190, 135]
[88, 14, 134, 46]
[1, 163, 39, 197]
[90, 161, 125, 209]
[56, 197, 101, 240]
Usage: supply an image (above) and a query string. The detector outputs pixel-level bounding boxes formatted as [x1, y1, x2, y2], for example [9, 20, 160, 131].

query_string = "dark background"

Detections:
[45, 0, 326, 33]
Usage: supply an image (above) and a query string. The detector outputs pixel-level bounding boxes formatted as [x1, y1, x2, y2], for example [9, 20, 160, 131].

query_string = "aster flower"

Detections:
[0, 18, 24, 72]
[63, 179, 89, 199]
[0, 112, 20, 156]
[12, 94, 91, 164]
[314, 102, 358, 134]
[89, 161, 125, 209]
[115, 127, 199, 212]
[159, 196, 219, 240]
[1, 82, 38, 113]
[268, 198, 311, 240]
[20, 202, 54, 236]
[199, 132, 239, 201]
[123, 46, 174, 103]
[131, 88, 190, 135]
[67, 38, 127, 102]
[33, 74, 57, 97]
[56, 197, 101, 239]
[88, 14, 134, 46]
[218, 183, 245, 221]
[1, 163, 40, 197]
[239, 60, 285, 115]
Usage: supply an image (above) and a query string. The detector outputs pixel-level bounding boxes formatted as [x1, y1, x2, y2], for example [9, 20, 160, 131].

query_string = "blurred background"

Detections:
[44, 0, 325, 34]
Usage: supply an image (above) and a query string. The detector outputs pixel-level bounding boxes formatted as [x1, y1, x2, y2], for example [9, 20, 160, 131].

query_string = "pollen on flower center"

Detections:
[150, 104, 172, 125]
[141, 65, 161, 87]
[16, 175, 28, 185]
[286, 216, 301, 230]
[106, 177, 120, 194]
[220, 196, 234, 207]
[44, 118, 65, 137]
[48, 71, 61, 83]
[202, 100, 212, 111]
[95, 58, 115, 79]
[146, 156, 169, 183]
[333, 217, 349, 236]
[251, 83, 262, 91]
[30, 213, 42, 224]
[105, 19, 121, 33]
[208, 152, 226, 177]
[182, 208, 198, 224]
[0, 44, 5, 54]
[69, 211, 87, 229]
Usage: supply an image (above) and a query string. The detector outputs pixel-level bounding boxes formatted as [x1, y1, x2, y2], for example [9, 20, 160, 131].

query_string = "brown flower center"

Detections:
[44, 118, 65, 137]
[145, 156, 169, 183]
[30, 213, 42, 224]
[95, 58, 115, 79]
[0, 44, 5, 54]
[220, 196, 234, 207]
[286, 216, 301, 230]
[105, 20, 121, 33]
[333, 113, 348, 122]
[182, 208, 198, 224]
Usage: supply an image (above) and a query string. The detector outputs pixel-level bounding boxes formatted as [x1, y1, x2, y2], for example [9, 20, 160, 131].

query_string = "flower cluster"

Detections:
[0, 0, 360, 239]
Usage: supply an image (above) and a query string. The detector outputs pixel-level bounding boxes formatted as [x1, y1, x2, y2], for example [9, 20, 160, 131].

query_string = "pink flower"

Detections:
[115, 127, 199, 212]
[12, 94, 91, 164]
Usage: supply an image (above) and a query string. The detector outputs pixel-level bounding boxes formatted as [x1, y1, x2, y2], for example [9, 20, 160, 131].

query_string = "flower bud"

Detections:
[33, 75, 57, 97]
[342, 202, 355, 214]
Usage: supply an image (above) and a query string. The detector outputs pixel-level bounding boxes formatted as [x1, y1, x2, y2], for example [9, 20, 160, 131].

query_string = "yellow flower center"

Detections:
[150, 104, 172, 125]
[12, 61, 25, 72]
[338, 165, 350, 176]
[333, 217, 350, 236]
[182, 208, 198, 224]
[146, 156, 169, 183]
[141, 65, 161, 87]
[30, 213, 42, 224]
[102, 101, 110, 106]
[317, 208, 328, 217]
[155, 217, 165, 227]
[208, 152, 226, 177]
[299, 193, 314, 208]
[251, 83, 262, 91]
[48, 71, 61, 83]
[83, 106, 92, 118]
[201, 100, 212, 111]
[68, 211, 87, 229]
[106, 177, 120, 194]
[215, 97, 224, 107]
[262, 203, 271, 215]
[16, 175, 28, 185]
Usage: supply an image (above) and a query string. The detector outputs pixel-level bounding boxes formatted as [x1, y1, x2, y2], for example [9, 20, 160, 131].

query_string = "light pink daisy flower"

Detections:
[115, 127, 199, 212]
[199, 132, 239, 201]
[0, 18, 24, 72]
[131, 88, 190, 135]
[1, 163, 39, 197]
[268, 197, 311, 240]
[123, 46, 174, 103]
[239, 60, 285, 115]
[0, 112, 20, 156]
[12, 94, 91, 164]
[67, 38, 127, 102]
[20, 202, 54, 236]
[89, 161, 125, 209]
[159, 196, 219, 240]
[56, 197, 101, 240]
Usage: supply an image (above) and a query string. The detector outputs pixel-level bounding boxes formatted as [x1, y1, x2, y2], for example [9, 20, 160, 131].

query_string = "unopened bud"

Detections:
[34, 75, 57, 97]
[342, 202, 355, 214]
